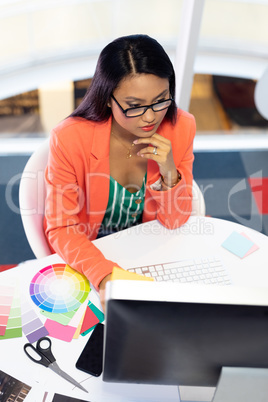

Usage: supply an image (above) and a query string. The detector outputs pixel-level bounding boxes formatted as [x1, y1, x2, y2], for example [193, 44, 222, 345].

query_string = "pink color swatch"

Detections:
[0, 286, 15, 336]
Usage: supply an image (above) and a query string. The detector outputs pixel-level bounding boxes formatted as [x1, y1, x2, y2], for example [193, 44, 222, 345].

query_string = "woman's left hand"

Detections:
[99, 273, 112, 314]
[134, 133, 178, 186]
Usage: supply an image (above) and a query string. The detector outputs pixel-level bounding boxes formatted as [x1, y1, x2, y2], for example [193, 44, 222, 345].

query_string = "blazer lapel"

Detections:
[87, 118, 112, 235]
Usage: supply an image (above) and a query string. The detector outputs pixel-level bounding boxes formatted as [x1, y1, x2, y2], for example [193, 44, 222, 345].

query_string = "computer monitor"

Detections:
[103, 280, 268, 388]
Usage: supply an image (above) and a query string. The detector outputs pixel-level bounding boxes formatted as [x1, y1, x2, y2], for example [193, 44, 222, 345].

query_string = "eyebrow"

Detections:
[124, 89, 169, 102]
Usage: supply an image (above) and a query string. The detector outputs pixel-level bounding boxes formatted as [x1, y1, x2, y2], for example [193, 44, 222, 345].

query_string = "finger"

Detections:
[99, 289, 106, 313]
[137, 145, 160, 157]
[152, 146, 158, 156]
[134, 133, 170, 146]
[134, 138, 170, 153]
[152, 133, 171, 144]
[134, 138, 163, 148]
[137, 149, 165, 163]
[137, 152, 160, 161]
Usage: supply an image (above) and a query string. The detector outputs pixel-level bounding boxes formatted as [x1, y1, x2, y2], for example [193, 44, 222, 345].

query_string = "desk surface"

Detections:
[1, 217, 268, 402]
[94, 216, 268, 288]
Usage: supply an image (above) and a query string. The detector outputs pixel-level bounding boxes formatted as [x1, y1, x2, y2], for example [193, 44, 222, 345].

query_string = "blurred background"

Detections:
[1, 0, 268, 266]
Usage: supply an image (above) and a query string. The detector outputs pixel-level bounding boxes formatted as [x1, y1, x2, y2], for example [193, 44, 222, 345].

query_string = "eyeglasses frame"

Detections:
[111, 94, 174, 118]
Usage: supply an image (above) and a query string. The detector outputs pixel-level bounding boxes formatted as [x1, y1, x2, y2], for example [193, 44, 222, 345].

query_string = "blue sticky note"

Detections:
[221, 231, 255, 258]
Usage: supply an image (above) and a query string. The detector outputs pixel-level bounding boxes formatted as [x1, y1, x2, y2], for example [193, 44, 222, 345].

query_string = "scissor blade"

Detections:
[49, 362, 88, 393]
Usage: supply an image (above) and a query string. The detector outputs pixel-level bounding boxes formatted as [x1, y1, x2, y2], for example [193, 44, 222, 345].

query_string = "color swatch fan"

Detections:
[30, 264, 90, 313]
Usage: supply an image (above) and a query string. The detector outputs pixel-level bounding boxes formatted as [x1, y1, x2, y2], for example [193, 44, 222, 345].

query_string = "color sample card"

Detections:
[29, 264, 90, 313]
[73, 313, 86, 339]
[0, 285, 22, 340]
[40, 308, 78, 325]
[80, 306, 100, 336]
[45, 319, 77, 342]
[221, 231, 256, 258]
[21, 300, 49, 343]
[0, 285, 15, 336]
[80, 301, 105, 336]
[45, 298, 89, 342]
[111, 266, 154, 281]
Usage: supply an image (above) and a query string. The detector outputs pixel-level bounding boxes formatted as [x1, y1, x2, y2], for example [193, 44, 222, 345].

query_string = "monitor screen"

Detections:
[103, 281, 268, 387]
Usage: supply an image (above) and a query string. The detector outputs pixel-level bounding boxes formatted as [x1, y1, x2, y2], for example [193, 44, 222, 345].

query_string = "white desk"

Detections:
[1, 217, 268, 402]
[95, 216, 268, 288]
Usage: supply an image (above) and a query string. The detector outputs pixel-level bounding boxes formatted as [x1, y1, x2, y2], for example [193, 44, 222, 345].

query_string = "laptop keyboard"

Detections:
[127, 256, 232, 285]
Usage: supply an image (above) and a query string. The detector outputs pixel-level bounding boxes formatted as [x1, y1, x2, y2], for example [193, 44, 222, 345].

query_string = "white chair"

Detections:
[19, 139, 51, 259]
[19, 140, 206, 259]
[192, 179, 206, 217]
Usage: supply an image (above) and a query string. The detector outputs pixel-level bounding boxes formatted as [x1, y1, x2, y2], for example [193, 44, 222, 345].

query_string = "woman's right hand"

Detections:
[99, 273, 112, 313]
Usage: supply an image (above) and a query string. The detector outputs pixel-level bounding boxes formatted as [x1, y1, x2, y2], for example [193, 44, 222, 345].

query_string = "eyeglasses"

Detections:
[111, 95, 173, 118]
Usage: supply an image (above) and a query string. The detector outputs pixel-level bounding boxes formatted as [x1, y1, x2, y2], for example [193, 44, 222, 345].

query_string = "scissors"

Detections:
[24, 337, 88, 393]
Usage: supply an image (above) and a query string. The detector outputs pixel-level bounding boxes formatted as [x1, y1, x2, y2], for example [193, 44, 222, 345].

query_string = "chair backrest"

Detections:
[19, 140, 206, 258]
[19, 139, 51, 259]
[191, 179, 206, 217]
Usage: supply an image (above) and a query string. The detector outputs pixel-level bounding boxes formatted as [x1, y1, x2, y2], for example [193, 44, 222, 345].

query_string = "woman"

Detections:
[44, 34, 196, 311]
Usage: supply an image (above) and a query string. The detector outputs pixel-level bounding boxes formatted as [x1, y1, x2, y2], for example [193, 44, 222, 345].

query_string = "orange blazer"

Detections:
[44, 109, 196, 289]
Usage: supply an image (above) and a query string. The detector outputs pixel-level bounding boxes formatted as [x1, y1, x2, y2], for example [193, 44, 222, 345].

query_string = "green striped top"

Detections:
[100, 174, 147, 235]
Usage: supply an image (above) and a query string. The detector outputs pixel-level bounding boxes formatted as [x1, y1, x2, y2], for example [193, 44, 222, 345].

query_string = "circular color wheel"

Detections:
[29, 264, 90, 313]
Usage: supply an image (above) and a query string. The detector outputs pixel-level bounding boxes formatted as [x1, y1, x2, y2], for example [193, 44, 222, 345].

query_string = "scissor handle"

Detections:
[24, 337, 56, 367]
[24, 343, 51, 367]
[36, 337, 56, 363]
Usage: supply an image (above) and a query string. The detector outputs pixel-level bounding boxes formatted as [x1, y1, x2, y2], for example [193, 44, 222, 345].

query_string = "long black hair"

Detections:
[71, 34, 177, 124]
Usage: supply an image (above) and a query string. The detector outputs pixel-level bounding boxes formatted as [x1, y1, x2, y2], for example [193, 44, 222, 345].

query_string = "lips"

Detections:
[141, 124, 156, 132]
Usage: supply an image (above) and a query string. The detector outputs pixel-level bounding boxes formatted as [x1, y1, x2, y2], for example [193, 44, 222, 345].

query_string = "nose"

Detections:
[141, 106, 155, 123]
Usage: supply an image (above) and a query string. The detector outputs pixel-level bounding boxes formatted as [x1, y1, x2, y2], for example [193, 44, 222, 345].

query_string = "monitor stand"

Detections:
[212, 367, 268, 402]
[178, 367, 268, 402]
